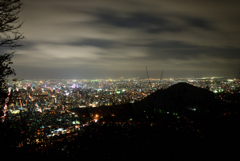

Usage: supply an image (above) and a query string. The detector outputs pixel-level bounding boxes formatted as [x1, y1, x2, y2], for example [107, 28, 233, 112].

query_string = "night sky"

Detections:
[7, 0, 240, 79]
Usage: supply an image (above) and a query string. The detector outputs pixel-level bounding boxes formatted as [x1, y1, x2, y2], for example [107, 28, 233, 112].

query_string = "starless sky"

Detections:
[7, 0, 240, 79]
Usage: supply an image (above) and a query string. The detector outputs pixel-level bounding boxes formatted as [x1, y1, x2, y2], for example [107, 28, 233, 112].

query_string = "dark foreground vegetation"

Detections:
[1, 83, 240, 160]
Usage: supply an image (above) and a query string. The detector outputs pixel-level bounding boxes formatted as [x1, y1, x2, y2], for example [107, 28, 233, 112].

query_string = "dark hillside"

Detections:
[135, 82, 220, 114]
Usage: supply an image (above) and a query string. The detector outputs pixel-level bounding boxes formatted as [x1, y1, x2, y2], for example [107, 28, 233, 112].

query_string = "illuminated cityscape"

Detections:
[1, 77, 239, 159]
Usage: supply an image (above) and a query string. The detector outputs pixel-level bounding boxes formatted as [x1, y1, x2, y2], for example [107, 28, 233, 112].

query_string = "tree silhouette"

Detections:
[0, 0, 24, 117]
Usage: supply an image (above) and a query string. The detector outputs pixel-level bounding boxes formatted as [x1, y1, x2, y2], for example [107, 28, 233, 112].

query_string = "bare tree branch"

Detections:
[0, 0, 24, 110]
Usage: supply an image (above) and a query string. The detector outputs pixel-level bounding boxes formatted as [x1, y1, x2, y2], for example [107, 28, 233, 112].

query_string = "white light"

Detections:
[57, 128, 63, 132]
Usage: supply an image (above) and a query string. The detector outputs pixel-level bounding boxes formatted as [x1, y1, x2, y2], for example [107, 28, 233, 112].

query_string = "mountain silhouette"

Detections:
[137, 82, 218, 113]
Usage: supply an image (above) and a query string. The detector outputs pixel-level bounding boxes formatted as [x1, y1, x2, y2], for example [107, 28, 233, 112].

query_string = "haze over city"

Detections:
[3, 0, 240, 79]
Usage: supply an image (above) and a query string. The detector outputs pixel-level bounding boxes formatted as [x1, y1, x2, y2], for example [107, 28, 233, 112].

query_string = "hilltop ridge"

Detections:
[139, 82, 218, 113]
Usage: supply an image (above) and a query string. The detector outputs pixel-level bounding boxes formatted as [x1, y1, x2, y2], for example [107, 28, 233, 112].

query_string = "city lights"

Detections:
[1, 77, 239, 151]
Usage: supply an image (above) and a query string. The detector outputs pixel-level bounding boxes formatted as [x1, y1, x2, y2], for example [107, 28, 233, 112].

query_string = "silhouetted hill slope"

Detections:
[137, 82, 218, 113]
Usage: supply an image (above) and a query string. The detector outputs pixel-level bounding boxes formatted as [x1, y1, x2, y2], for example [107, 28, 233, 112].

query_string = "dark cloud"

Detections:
[89, 11, 185, 33]
[67, 38, 118, 48]
[142, 41, 200, 49]
[97, 12, 167, 28]
[184, 17, 214, 30]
